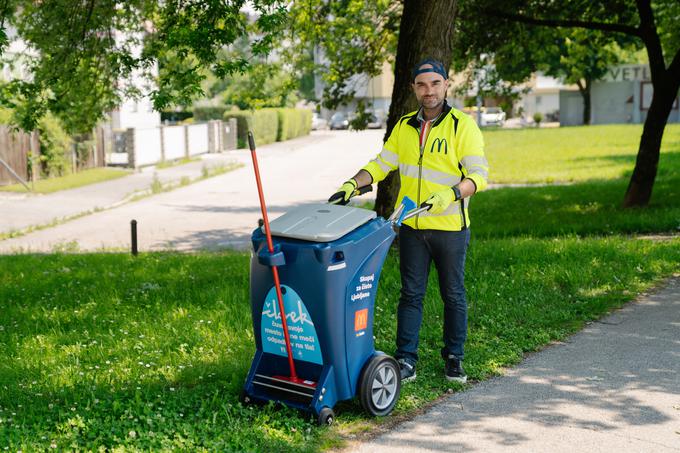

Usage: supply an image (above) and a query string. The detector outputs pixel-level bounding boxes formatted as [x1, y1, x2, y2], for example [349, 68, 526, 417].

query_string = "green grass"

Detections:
[0, 168, 132, 194]
[485, 123, 680, 183]
[1, 239, 678, 451]
[1, 124, 680, 450]
[472, 151, 680, 238]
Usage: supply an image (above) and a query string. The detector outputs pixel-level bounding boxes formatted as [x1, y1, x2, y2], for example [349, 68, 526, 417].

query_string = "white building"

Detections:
[517, 74, 565, 121]
[560, 64, 680, 126]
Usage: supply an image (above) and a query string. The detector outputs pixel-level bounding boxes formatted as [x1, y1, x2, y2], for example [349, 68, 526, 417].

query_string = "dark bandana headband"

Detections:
[412, 58, 448, 81]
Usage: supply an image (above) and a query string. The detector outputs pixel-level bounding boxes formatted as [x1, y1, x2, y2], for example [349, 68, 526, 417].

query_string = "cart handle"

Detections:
[388, 196, 431, 225]
[328, 184, 373, 205]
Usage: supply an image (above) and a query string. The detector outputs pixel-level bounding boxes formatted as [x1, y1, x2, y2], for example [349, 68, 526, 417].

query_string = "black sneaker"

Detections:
[445, 356, 467, 383]
[398, 359, 416, 382]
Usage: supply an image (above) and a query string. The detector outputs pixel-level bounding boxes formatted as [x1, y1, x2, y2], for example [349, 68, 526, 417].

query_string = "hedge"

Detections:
[194, 105, 229, 122]
[276, 108, 312, 141]
[224, 108, 311, 148]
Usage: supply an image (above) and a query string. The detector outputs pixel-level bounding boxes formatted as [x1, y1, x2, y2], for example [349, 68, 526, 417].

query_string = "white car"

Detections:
[480, 107, 506, 126]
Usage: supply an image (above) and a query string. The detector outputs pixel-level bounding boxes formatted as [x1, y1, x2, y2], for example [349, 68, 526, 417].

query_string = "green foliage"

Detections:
[533, 112, 543, 125]
[0, 1, 288, 133]
[224, 109, 278, 147]
[0, 106, 12, 123]
[252, 109, 279, 145]
[225, 108, 311, 148]
[36, 114, 72, 177]
[276, 108, 312, 141]
[160, 110, 193, 123]
[285, 0, 400, 109]
[216, 62, 300, 110]
[193, 105, 229, 122]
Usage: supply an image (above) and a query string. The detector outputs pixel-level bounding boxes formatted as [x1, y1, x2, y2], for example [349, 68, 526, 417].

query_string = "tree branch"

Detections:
[482, 9, 641, 37]
[635, 0, 665, 79]
[575, 79, 585, 94]
[82, 0, 96, 42]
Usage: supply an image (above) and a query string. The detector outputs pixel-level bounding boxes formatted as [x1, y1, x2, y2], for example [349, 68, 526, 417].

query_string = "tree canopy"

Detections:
[0, 0, 287, 133]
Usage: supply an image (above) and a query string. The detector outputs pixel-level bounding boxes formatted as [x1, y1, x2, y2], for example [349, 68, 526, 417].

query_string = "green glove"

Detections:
[328, 179, 357, 205]
[423, 188, 455, 214]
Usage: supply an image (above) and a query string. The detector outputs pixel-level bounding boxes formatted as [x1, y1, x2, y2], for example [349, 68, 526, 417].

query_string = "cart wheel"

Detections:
[317, 407, 335, 426]
[239, 389, 252, 406]
[359, 355, 401, 416]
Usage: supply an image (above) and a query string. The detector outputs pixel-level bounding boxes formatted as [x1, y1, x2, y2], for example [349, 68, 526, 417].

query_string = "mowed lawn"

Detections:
[485, 123, 680, 183]
[0, 168, 132, 194]
[1, 124, 679, 451]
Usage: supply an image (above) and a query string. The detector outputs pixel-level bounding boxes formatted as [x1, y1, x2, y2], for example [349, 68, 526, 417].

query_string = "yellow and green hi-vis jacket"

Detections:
[363, 102, 489, 231]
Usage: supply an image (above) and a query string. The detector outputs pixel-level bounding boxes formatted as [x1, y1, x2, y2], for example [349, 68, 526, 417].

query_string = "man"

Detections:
[329, 58, 489, 383]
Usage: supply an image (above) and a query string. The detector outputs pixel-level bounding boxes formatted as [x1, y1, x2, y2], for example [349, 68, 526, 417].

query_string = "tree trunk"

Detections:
[374, 0, 457, 218]
[622, 76, 679, 207]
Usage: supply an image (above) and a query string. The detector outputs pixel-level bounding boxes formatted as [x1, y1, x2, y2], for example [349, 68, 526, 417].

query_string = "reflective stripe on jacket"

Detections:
[362, 102, 489, 231]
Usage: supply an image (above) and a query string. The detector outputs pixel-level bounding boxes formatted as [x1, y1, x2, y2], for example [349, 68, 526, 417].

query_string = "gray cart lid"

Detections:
[267, 203, 376, 242]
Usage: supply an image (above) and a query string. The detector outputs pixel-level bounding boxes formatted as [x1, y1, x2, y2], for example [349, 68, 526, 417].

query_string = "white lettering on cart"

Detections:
[350, 273, 375, 302]
[262, 299, 314, 327]
[351, 292, 370, 302]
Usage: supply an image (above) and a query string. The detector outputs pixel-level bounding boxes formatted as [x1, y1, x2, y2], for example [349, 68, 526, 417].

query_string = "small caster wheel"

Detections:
[359, 354, 401, 416]
[317, 407, 335, 426]
[239, 389, 252, 406]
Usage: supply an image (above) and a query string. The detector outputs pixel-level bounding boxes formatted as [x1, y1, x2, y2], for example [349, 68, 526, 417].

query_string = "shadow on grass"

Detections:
[474, 153, 680, 239]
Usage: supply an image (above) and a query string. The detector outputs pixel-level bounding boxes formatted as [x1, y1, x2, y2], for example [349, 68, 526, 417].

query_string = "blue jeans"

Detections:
[395, 225, 470, 365]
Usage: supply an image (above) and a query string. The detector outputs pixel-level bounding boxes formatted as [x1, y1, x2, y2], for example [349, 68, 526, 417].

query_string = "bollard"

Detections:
[131, 219, 138, 256]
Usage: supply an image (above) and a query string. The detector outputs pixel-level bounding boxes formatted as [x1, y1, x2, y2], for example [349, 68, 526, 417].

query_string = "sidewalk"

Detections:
[350, 277, 680, 453]
[0, 130, 383, 252]
[0, 132, 332, 236]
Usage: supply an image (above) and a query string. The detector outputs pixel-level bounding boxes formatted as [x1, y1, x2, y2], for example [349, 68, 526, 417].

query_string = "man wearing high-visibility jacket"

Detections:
[329, 58, 489, 384]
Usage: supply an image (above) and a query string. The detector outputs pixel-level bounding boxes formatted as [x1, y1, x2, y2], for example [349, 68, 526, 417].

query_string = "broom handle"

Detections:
[248, 132, 297, 380]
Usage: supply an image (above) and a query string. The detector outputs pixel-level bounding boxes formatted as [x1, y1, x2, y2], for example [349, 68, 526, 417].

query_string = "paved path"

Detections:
[0, 130, 384, 253]
[0, 151, 241, 235]
[351, 277, 680, 453]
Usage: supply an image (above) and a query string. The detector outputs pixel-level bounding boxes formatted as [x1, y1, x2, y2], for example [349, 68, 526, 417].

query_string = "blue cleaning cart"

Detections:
[241, 200, 420, 425]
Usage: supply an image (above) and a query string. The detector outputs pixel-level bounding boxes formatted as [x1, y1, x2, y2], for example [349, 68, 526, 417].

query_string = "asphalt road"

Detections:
[0, 129, 385, 253]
